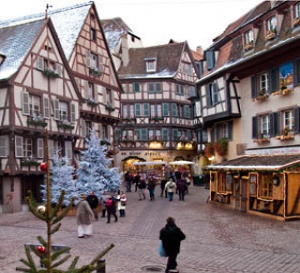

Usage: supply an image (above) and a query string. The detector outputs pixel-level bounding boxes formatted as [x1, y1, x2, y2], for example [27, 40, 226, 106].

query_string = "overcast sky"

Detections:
[0, 0, 263, 50]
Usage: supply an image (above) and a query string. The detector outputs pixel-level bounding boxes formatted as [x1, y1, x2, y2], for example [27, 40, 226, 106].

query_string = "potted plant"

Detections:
[213, 138, 228, 157]
[42, 67, 60, 78]
[254, 90, 269, 102]
[27, 114, 47, 127]
[87, 97, 99, 107]
[105, 103, 115, 112]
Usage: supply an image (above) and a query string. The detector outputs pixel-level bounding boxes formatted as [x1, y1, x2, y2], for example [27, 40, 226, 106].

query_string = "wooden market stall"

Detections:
[133, 161, 167, 183]
[205, 154, 300, 221]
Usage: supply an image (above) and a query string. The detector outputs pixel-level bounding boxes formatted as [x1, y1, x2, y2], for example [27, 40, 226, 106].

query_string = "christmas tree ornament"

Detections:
[40, 162, 47, 171]
[37, 205, 46, 214]
[37, 245, 46, 254]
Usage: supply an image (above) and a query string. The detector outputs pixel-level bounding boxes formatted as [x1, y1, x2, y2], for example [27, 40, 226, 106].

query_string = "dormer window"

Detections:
[266, 16, 277, 40]
[294, 2, 300, 27]
[244, 29, 254, 51]
[145, 58, 156, 72]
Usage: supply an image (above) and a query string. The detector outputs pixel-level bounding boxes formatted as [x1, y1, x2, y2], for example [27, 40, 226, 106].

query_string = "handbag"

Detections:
[158, 242, 166, 257]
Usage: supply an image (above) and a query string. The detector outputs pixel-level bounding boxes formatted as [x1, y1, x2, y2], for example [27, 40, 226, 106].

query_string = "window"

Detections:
[148, 82, 162, 93]
[122, 130, 134, 140]
[171, 103, 178, 117]
[23, 138, 33, 157]
[105, 88, 112, 105]
[267, 16, 277, 32]
[36, 57, 62, 77]
[54, 99, 72, 121]
[135, 103, 149, 117]
[260, 73, 269, 93]
[145, 58, 156, 72]
[91, 27, 96, 41]
[251, 68, 279, 98]
[22, 92, 41, 116]
[295, 2, 300, 20]
[15, 136, 44, 158]
[208, 82, 219, 106]
[0, 135, 9, 157]
[88, 82, 95, 99]
[283, 109, 294, 131]
[90, 52, 98, 69]
[122, 104, 134, 118]
[136, 128, 148, 140]
[133, 82, 140, 92]
[258, 174, 273, 199]
[150, 104, 162, 117]
[244, 29, 254, 45]
[149, 129, 161, 140]
[176, 84, 184, 96]
[260, 115, 270, 137]
[188, 86, 196, 97]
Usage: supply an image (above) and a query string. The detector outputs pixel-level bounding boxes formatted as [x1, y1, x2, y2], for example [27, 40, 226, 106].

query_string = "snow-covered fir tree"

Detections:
[41, 150, 76, 205]
[75, 130, 122, 198]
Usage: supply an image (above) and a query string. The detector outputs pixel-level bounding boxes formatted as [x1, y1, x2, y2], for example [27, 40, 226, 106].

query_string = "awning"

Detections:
[169, 160, 195, 165]
[205, 154, 300, 171]
[133, 161, 167, 166]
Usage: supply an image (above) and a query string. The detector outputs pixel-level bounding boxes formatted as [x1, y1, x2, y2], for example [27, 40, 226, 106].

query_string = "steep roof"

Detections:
[0, 19, 45, 80]
[118, 42, 186, 79]
[101, 17, 140, 51]
[206, 154, 300, 171]
[0, 2, 92, 60]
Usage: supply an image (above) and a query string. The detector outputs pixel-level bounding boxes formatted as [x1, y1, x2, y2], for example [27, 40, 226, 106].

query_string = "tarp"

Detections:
[169, 160, 195, 165]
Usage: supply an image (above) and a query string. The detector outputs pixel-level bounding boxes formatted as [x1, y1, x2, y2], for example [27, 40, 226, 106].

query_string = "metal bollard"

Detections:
[97, 259, 106, 273]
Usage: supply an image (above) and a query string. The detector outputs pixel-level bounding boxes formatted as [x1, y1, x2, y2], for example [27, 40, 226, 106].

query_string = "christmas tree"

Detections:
[41, 150, 76, 206]
[76, 130, 122, 197]
[16, 130, 114, 272]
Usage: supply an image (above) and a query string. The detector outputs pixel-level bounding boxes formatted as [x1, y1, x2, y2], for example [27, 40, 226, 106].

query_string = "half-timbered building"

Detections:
[197, 0, 300, 220]
[0, 2, 122, 213]
[0, 18, 81, 213]
[115, 41, 199, 172]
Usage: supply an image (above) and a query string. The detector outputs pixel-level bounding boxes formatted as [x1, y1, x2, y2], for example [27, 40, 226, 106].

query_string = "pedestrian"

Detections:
[133, 172, 141, 192]
[183, 172, 191, 194]
[176, 177, 187, 201]
[164, 178, 177, 201]
[137, 178, 147, 200]
[105, 195, 118, 223]
[124, 171, 133, 192]
[160, 179, 167, 198]
[100, 190, 110, 218]
[86, 190, 99, 220]
[159, 217, 186, 273]
[117, 191, 127, 217]
[147, 173, 156, 201]
[76, 193, 94, 238]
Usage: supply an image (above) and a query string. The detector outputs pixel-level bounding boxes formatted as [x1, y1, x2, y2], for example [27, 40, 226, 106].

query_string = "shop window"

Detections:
[249, 173, 257, 196]
[258, 174, 273, 199]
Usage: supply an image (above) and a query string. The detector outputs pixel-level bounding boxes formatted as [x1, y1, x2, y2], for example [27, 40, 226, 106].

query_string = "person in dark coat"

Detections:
[159, 217, 186, 273]
[86, 191, 99, 220]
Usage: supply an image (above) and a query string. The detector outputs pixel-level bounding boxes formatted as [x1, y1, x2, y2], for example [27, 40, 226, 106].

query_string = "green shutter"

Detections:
[162, 128, 169, 140]
[135, 104, 141, 116]
[144, 103, 149, 116]
[163, 103, 169, 116]
[251, 76, 257, 98]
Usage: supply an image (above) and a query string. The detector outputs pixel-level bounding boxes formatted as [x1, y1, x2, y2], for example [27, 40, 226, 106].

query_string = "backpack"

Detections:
[106, 199, 113, 208]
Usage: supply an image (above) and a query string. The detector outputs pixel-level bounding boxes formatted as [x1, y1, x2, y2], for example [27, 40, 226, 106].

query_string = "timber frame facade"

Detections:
[0, 2, 122, 213]
[115, 42, 199, 171]
[197, 0, 300, 220]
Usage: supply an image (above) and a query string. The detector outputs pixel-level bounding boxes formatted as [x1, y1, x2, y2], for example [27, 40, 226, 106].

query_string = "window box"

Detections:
[275, 126, 294, 140]
[253, 136, 270, 144]
[105, 103, 115, 112]
[86, 98, 99, 107]
[254, 92, 269, 102]
[57, 120, 74, 130]
[265, 29, 276, 41]
[89, 67, 101, 77]
[150, 116, 164, 121]
[294, 17, 300, 27]
[21, 159, 40, 167]
[244, 42, 254, 51]
[27, 117, 47, 127]
[42, 67, 60, 78]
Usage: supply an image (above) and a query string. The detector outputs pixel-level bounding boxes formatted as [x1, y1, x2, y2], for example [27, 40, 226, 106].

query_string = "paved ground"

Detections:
[1, 185, 300, 273]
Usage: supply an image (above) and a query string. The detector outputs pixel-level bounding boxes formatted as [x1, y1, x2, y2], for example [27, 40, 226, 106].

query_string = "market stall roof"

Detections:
[133, 161, 167, 166]
[205, 154, 300, 171]
[169, 160, 195, 165]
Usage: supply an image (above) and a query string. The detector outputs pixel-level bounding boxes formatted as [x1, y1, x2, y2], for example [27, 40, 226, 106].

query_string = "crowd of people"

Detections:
[75, 168, 189, 273]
